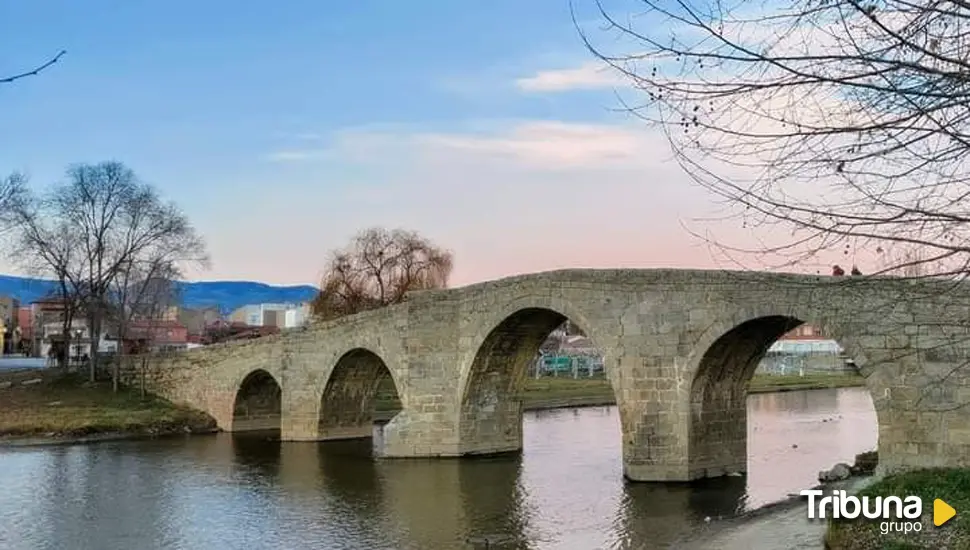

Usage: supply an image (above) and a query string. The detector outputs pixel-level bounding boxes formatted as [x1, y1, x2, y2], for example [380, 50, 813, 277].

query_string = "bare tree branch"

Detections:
[577, 0, 970, 278]
[1, 50, 67, 84]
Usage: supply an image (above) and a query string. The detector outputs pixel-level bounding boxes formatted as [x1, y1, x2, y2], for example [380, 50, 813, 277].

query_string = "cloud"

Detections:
[208, 117, 848, 287]
[263, 150, 325, 162]
[514, 61, 625, 92]
[414, 121, 663, 169]
[264, 120, 668, 170]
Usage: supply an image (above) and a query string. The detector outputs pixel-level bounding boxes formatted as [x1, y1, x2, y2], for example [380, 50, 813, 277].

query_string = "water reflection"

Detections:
[0, 387, 877, 550]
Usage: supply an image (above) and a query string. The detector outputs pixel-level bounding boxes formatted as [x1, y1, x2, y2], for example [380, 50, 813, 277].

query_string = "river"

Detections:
[0, 387, 877, 550]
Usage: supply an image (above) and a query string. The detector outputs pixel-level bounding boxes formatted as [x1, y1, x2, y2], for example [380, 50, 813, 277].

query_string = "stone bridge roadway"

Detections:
[121, 269, 970, 482]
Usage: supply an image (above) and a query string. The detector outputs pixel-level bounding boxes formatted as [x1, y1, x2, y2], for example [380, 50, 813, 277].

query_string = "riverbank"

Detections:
[0, 370, 216, 446]
[825, 468, 970, 549]
[525, 373, 865, 408]
[681, 465, 970, 550]
[678, 475, 878, 550]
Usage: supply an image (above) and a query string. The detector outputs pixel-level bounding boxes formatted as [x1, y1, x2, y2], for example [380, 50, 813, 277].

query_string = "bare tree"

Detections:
[9, 161, 207, 383]
[312, 227, 454, 321]
[1, 50, 66, 84]
[579, 0, 970, 277]
[109, 258, 182, 393]
[7, 174, 84, 368]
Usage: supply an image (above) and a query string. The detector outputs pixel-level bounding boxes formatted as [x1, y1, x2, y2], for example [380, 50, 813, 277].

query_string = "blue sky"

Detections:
[1, 0, 751, 286]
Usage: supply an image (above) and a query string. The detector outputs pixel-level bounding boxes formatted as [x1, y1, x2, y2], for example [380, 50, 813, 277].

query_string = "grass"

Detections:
[825, 468, 970, 550]
[373, 372, 866, 413]
[748, 372, 866, 393]
[0, 371, 216, 440]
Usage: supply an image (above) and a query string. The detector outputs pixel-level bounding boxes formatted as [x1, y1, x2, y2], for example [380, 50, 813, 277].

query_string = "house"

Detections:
[177, 306, 222, 338]
[28, 297, 72, 358]
[38, 318, 115, 361]
[123, 319, 189, 353]
[0, 295, 20, 354]
[17, 306, 32, 353]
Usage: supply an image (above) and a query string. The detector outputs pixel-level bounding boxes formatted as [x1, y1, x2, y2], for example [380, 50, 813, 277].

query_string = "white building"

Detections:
[40, 319, 117, 359]
[283, 304, 310, 328]
[229, 302, 310, 329]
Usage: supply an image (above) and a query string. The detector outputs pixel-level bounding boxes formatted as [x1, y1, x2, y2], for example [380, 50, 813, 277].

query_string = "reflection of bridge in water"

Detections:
[246, 432, 748, 549]
[121, 268, 970, 482]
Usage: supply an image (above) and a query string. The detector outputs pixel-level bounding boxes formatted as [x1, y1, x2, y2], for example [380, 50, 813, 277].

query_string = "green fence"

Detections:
[533, 354, 604, 378]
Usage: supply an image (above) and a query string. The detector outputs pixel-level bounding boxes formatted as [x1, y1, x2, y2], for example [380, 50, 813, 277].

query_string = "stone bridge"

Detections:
[123, 269, 970, 482]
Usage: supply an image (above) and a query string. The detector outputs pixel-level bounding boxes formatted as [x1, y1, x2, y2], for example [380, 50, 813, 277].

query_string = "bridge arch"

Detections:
[685, 309, 885, 480]
[457, 294, 603, 402]
[318, 347, 403, 441]
[457, 296, 613, 455]
[232, 368, 283, 432]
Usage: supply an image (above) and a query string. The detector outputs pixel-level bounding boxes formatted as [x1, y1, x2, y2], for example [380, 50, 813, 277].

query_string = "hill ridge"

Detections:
[0, 274, 319, 315]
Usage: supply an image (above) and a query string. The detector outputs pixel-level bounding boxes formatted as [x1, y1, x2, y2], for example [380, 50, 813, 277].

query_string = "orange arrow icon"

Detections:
[934, 499, 956, 527]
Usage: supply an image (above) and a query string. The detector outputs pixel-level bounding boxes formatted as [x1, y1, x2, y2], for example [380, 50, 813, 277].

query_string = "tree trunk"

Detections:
[140, 355, 147, 398]
[115, 324, 127, 394]
[87, 311, 97, 383]
[91, 311, 104, 387]
[60, 307, 73, 373]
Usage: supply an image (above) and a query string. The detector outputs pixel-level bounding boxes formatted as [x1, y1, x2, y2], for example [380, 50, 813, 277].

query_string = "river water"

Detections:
[0, 387, 876, 550]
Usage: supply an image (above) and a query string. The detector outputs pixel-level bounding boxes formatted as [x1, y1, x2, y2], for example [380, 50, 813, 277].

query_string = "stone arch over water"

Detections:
[232, 369, 283, 432]
[458, 304, 614, 455]
[318, 347, 402, 441]
[687, 314, 880, 479]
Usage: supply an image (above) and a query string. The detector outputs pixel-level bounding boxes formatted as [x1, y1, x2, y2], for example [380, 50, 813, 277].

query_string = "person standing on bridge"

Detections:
[850, 265, 862, 276]
[832, 265, 845, 276]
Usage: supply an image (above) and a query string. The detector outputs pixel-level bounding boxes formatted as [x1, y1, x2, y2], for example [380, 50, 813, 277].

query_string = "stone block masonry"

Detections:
[120, 269, 970, 482]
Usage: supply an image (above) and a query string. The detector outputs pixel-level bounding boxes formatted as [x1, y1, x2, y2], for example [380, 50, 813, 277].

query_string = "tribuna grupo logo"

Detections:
[801, 489, 925, 535]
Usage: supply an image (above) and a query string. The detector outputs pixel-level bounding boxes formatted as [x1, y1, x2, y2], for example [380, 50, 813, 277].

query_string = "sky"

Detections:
[0, 0, 771, 287]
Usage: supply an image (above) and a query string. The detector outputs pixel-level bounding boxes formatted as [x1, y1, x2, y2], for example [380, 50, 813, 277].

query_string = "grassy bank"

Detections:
[748, 372, 866, 393]
[825, 468, 970, 549]
[375, 372, 866, 413]
[0, 371, 216, 442]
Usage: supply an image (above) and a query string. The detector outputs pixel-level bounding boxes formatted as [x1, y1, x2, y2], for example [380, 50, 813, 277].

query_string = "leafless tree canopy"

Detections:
[8, 161, 208, 381]
[312, 227, 454, 321]
[581, 0, 970, 277]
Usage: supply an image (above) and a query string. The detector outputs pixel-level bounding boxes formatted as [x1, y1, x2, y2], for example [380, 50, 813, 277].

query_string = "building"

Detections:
[38, 317, 115, 361]
[759, 324, 850, 374]
[17, 306, 32, 354]
[283, 303, 310, 328]
[124, 320, 189, 353]
[177, 306, 222, 338]
[228, 302, 310, 329]
[0, 295, 20, 354]
[28, 297, 71, 357]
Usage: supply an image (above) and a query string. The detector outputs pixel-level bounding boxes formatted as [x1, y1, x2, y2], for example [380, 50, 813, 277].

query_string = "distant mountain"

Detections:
[0, 274, 319, 315]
